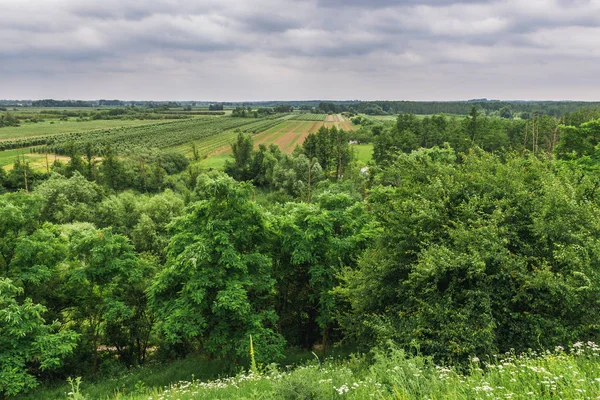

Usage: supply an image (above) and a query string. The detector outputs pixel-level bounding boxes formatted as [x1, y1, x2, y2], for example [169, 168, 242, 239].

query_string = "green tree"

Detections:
[466, 106, 480, 142]
[555, 119, 600, 159]
[303, 126, 334, 173]
[99, 146, 129, 191]
[0, 167, 6, 194]
[6, 224, 66, 305]
[150, 173, 285, 366]
[499, 106, 513, 119]
[224, 132, 254, 181]
[34, 172, 103, 224]
[64, 142, 85, 178]
[273, 191, 373, 351]
[272, 153, 324, 200]
[63, 224, 147, 374]
[0, 193, 44, 277]
[249, 144, 281, 187]
[373, 114, 421, 164]
[5, 158, 38, 192]
[0, 111, 19, 128]
[341, 147, 600, 362]
[130, 190, 184, 261]
[0, 278, 78, 398]
[331, 127, 353, 179]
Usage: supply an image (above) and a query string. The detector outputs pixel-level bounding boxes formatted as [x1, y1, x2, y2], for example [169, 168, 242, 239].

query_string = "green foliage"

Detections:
[373, 112, 528, 165]
[272, 192, 374, 350]
[155, 151, 190, 175]
[341, 147, 600, 362]
[4, 157, 42, 191]
[272, 153, 324, 200]
[0, 167, 6, 193]
[95, 190, 184, 260]
[150, 173, 285, 366]
[7, 223, 66, 303]
[62, 224, 151, 372]
[6, 103, 600, 396]
[66, 376, 86, 400]
[555, 119, 600, 159]
[0, 192, 44, 276]
[224, 132, 255, 181]
[34, 172, 103, 223]
[0, 111, 19, 128]
[303, 126, 352, 179]
[498, 105, 513, 119]
[0, 278, 78, 397]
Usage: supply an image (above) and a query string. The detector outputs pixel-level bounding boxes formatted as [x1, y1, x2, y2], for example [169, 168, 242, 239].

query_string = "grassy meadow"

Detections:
[0, 148, 70, 170]
[352, 143, 373, 163]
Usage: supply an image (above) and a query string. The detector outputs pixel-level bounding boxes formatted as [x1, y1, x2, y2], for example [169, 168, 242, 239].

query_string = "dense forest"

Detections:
[2, 107, 600, 398]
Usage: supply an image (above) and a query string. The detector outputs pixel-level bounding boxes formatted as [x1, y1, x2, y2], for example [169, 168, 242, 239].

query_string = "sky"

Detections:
[1, 0, 599, 101]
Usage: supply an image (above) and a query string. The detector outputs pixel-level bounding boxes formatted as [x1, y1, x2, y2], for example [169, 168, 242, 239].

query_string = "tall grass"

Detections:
[21, 342, 600, 399]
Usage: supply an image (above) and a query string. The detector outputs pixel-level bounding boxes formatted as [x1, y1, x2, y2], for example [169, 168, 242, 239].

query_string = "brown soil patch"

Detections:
[254, 121, 303, 147]
[292, 121, 324, 148]
[273, 122, 309, 152]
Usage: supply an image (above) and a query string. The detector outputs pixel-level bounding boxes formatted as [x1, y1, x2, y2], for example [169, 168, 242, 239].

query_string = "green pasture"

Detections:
[352, 143, 373, 163]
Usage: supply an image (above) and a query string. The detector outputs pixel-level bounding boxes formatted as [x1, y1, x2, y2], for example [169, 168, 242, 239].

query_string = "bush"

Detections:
[340, 148, 600, 362]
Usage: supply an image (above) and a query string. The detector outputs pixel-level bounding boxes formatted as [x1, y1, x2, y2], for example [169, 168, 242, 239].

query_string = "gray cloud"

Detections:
[1, 0, 600, 100]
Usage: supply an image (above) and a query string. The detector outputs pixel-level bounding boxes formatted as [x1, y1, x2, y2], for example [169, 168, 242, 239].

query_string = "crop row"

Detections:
[288, 113, 327, 121]
[183, 116, 291, 158]
[13, 115, 289, 155]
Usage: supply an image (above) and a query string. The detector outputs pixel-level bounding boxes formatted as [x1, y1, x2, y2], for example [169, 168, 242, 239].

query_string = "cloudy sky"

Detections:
[1, 0, 599, 101]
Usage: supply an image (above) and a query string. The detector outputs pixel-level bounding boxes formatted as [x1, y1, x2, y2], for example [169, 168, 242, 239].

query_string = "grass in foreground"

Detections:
[21, 342, 600, 400]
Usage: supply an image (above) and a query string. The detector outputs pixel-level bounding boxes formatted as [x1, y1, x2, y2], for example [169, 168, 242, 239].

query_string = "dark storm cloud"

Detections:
[1, 0, 600, 100]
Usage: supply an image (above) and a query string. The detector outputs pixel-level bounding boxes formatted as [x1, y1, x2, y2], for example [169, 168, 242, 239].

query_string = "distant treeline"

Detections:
[318, 100, 600, 117]
[3, 99, 600, 117]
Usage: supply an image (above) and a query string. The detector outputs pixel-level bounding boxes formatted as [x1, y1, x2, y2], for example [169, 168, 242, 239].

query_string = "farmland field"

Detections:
[206, 119, 327, 159]
[0, 119, 165, 141]
[0, 111, 360, 168]
[0, 115, 290, 155]
[322, 114, 355, 131]
[289, 113, 327, 121]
